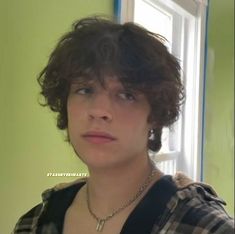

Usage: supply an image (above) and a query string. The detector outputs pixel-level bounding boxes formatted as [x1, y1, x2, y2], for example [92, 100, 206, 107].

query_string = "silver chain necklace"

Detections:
[86, 168, 157, 232]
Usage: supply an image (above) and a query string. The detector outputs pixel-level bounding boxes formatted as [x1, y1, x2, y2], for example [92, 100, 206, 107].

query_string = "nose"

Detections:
[88, 93, 113, 122]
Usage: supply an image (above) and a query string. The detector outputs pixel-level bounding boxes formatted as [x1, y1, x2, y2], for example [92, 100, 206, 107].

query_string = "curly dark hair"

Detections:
[38, 16, 185, 152]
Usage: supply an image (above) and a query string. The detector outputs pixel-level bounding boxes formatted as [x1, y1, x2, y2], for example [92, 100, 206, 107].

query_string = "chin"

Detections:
[76, 149, 114, 167]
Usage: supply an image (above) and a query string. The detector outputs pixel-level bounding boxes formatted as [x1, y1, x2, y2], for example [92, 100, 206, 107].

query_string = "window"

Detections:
[115, 0, 208, 180]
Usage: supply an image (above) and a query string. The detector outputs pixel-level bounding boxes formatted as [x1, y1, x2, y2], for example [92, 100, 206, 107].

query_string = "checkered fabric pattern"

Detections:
[12, 173, 234, 234]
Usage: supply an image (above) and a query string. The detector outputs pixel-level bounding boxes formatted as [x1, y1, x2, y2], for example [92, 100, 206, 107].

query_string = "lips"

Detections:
[82, 131, 117, 144]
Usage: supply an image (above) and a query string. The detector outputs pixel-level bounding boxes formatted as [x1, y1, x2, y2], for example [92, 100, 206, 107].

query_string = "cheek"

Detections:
[67, 101, 82, 132]
[117, 109, 151, 134]
[67, 99, 84, 120]
[118, 114, 150, 152]
[67, 104, 75, 128]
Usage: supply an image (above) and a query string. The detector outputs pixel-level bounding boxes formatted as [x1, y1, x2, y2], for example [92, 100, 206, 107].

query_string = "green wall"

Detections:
[204, 0, 234, 216]
[0, 1, 113, 233]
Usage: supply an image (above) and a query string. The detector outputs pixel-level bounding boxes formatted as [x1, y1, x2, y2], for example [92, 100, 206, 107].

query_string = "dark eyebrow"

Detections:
[70, 76, 95, 86]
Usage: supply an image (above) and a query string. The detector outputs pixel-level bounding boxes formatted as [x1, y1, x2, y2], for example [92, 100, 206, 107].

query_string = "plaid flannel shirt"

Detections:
[12, 172, 234, 234]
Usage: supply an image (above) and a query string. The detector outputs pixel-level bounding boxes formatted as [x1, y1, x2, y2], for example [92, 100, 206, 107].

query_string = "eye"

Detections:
[118, 91, 136, 101]
[75, 87, 93, 95]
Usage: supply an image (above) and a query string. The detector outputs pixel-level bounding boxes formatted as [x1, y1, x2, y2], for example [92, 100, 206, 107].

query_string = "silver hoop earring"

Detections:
[148, 129, 155, 140]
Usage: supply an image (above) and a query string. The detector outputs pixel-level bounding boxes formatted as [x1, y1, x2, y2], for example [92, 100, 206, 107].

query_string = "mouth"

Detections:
[81, 131, 117, 144]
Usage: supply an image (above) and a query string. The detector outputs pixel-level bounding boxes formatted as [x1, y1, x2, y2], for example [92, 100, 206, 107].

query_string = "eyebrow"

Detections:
[70, 76, 94, 85]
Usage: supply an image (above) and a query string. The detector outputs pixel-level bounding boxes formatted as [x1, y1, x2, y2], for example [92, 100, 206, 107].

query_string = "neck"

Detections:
[85, 155, 162, 217]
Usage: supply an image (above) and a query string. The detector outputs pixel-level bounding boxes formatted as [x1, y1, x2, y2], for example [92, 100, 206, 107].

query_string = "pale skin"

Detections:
[63, 76, 163, 234]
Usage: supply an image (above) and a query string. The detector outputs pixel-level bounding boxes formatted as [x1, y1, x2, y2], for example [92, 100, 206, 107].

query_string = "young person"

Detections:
[13, 17, 234, 234]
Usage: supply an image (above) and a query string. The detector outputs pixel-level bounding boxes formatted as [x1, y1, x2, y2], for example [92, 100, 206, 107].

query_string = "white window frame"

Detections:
[117, 0, 208, 181]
